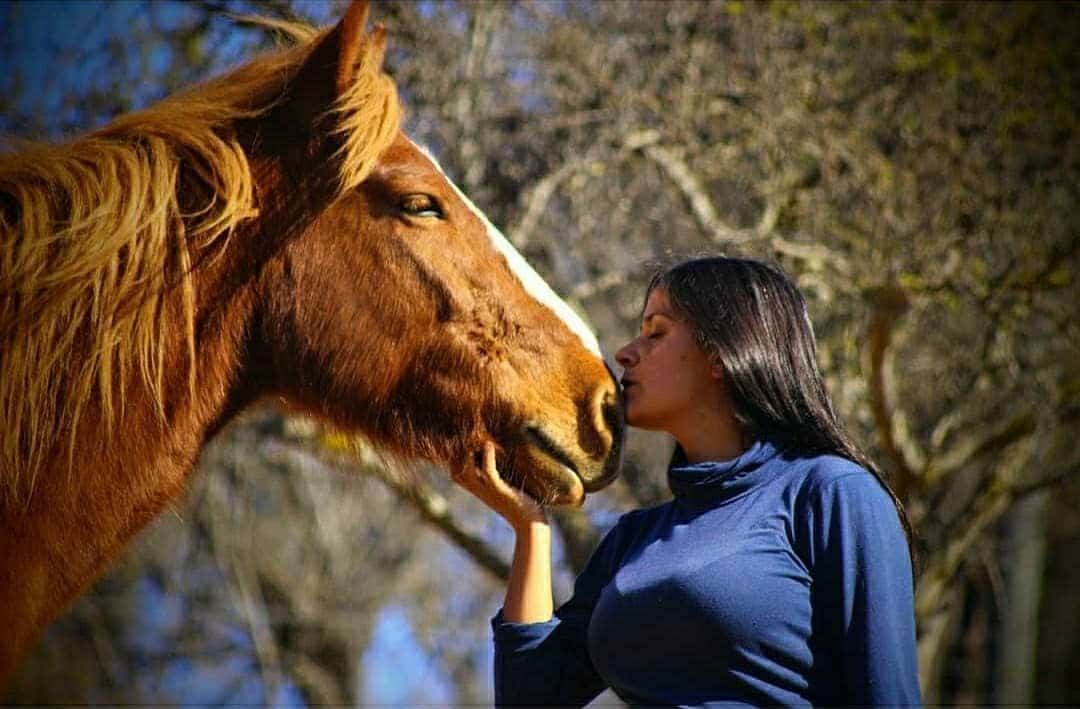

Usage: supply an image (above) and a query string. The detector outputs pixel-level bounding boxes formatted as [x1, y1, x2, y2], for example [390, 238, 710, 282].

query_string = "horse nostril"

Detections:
[602, 394, 620, 425]
[577, 378, 624, 491]
[602, 389, 624, 440]
[602, 361, 624, 408]
[586, 380, 621, 453]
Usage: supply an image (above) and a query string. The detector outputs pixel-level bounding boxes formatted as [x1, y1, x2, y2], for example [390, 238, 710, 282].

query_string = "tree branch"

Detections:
[453, 3, 503, 192]
[548, 508, 601, 577]
[915, 425, 1047, 624]
[637, 141, 756, 246]
[283, 649, 346, 707]
[769, 235, 852, 275]
[566, 268, 633, 306]
[633, 136, 856, 277]
[915, 484, 1010, 621]
[206, 466, 284, 699]
[924, 411, 1038, 487]
[361, 459, 511, 582]
[510, 128, 660, 249]
[509, 155, 593, 249]
[276, 434, 511, 583]
[866, 284, 921, 497]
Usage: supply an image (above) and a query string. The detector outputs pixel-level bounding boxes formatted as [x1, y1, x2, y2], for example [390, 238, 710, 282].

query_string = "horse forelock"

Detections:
[0, 13, 401, 506]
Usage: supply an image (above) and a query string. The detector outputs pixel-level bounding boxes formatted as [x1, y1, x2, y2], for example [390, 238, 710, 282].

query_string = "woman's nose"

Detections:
[615, 341, 635, 369]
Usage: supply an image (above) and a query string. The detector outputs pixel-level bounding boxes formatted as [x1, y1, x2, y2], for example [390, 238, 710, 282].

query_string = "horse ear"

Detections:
[336, 0, 387, 95]
[284, 0, 388, 130]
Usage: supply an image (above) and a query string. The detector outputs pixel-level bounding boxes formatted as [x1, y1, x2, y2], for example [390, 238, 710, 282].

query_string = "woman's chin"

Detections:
[623, 407, 656, 430]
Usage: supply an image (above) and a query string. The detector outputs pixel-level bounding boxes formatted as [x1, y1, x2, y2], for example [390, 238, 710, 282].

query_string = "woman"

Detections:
[454, 256, 921, 706]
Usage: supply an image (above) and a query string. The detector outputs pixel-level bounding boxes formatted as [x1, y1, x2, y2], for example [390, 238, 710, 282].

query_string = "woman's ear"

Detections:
[710, 358, 725, 380]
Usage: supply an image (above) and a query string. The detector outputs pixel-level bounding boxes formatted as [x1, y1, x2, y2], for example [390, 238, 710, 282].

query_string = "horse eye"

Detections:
[400, 194, 443, 219]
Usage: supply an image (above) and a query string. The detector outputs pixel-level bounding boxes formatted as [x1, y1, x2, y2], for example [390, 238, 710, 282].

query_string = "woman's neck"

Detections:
[672, 404, 747, 464]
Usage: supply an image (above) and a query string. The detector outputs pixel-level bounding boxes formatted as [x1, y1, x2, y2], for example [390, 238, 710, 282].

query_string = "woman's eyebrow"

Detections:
[642, 311, 674, 324]
[640, 311, 675, 329]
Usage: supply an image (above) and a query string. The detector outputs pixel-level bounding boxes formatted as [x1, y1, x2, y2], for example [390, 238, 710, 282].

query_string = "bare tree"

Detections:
[6, 1, 1078, 704]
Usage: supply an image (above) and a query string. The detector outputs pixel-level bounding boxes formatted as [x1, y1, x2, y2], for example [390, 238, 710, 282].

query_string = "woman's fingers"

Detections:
[474, 442, 516, 498]
[478, 441, 522, 496]
[450, 442, 501, 496]
[452, 441, 547, 525]
[481, 440, 498, 480]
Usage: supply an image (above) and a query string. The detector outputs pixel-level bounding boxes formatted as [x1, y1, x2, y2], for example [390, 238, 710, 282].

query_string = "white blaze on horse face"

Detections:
[413, 141, 602, 356]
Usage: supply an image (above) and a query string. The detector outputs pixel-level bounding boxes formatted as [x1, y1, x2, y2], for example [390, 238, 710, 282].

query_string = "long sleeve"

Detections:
[491, 516, 630, 707]
[801, 469, 922, 706]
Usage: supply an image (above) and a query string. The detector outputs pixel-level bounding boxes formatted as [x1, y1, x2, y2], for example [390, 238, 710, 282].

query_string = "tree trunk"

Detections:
[993, 491, 1050, 705]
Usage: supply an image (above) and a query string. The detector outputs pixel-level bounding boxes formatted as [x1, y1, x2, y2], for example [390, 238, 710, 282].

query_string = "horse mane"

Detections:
[0, 16, 402, 505]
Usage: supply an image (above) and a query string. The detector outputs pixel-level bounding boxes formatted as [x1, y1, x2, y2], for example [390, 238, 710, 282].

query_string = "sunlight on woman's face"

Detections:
[614, 289, 722, 433]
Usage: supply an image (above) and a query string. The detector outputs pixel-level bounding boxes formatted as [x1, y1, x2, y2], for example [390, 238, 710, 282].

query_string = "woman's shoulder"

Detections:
[798, 452, 867, 484]
[595, 499, 679, 552]
[612, 498, 676, 530]
[783, 454, 909, 562]
[782, 452, 890, 508]
[577, 502, 677, 579]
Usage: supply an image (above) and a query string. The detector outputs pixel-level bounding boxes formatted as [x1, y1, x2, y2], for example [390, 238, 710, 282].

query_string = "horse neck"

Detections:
[0, 122, 348, 683]
[0, 225, 262, 684]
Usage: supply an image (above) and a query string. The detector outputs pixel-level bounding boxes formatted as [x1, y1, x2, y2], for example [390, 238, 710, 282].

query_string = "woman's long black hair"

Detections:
[648, 256, 915, 559]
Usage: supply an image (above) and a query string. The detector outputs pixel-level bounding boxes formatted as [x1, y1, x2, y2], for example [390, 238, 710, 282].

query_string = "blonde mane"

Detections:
[0, 17, 402, 505]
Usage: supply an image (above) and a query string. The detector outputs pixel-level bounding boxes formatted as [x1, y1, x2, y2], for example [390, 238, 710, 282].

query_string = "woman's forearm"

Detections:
[449, 441, 554, 623]
[502, 520, 554, 623]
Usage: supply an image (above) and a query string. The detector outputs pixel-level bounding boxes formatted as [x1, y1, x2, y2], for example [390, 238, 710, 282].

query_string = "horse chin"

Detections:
[514, 445, 586, 507]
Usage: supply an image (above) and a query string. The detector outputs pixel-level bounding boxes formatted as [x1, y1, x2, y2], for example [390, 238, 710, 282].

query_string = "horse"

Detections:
[0, 0, 624, 684]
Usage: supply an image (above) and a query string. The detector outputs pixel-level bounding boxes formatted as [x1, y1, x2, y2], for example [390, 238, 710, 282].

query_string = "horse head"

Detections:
[223, 1, 624, 504]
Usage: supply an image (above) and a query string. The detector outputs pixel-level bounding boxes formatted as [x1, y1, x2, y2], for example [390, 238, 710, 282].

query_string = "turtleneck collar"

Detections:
[668, 438, 782, 503]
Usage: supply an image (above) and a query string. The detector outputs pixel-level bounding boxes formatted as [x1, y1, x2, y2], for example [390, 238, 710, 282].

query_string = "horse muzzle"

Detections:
[514, 381, 625, 506]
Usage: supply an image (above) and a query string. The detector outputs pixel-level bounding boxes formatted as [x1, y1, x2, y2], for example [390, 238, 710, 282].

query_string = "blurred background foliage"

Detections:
[2, 0, 1078, 704]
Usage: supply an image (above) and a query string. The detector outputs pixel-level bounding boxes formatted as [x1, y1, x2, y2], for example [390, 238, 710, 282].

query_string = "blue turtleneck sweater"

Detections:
[491, 440, 921, 707]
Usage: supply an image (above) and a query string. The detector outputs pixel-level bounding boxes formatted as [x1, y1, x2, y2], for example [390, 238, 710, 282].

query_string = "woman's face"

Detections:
[614, 288, 724, 433]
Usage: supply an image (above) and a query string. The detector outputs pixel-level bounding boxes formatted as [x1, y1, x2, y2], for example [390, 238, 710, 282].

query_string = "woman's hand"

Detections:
[452, 441, 548, 531]
[454, 441, 555, 623]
